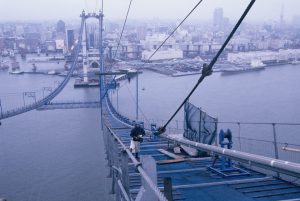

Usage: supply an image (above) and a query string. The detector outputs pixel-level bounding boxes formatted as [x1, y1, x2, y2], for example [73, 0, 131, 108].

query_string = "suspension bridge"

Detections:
[1, 1, 300, 201]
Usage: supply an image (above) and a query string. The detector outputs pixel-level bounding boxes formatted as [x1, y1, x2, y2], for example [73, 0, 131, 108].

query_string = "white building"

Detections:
[142, 48, 183, 61]
[140, 33, 176, 50]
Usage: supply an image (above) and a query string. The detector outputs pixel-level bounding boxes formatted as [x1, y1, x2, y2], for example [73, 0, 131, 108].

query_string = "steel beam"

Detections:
[163, 134, 300, 178]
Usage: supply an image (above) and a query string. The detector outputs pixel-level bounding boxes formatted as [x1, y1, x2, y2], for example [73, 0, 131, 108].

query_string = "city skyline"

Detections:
[0, 0, 299, 23]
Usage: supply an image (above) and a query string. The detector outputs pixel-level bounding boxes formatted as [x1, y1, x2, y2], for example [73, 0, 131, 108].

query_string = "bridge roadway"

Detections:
[37, 101, 101, 110]
[103, 97, 300, 201]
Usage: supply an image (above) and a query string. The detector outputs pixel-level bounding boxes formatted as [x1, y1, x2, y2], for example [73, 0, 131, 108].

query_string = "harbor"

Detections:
[1, 63, 300, 200]
[1, 0, 300, 200]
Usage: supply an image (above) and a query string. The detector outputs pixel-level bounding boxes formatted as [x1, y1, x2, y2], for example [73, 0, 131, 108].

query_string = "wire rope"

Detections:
[113, 0, 134, 58]
[124, 84, 150, 123]
[158, 0, 257, 133]
[144, 0, 204, 62]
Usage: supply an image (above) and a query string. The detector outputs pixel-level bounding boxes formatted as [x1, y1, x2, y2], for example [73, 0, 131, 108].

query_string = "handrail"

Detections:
[105, 125, 167, 201]
[146, 119, 300, 127]
[104, 97, 300, 178]
[117, 180, 132, 201]
[163, 134, 300, 178]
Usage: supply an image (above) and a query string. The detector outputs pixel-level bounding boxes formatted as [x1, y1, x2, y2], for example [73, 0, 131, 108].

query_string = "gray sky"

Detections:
[0, 0, 299, 22]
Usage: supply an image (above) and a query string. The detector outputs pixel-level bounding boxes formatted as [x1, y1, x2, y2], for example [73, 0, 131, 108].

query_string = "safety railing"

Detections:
[103, 124, 168, 201]
[139, 118, 300, 163]
[106, 96, 136, 127]
[103, 96, 300, 178]
[106, 96, 300, 165]
[162, 133, 300, 178]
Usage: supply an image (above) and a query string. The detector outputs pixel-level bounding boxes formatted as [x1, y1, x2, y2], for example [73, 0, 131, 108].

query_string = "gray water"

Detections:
[0, 57, 109, 201]
[114, 65, 300, 143]
[0, 57, 300, 200]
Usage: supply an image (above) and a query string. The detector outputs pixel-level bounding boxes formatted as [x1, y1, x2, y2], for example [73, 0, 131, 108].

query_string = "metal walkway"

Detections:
[37, 101, 101, 110]
[103, 97, 300, 201]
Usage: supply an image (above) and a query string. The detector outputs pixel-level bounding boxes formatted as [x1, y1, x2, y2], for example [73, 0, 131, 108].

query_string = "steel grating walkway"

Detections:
[103, 105, 300, 201]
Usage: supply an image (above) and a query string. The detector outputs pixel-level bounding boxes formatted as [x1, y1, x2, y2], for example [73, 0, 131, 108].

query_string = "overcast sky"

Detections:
[0, 0, 299, 22]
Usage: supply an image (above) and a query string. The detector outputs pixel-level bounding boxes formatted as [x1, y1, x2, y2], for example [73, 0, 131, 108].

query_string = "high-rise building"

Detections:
[67, 30, 74, 50]
[213, 8, 224, 29]
[56, 20, 66, 33]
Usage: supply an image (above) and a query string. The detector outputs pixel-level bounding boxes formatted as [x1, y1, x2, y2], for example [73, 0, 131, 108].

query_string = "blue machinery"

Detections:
[208, 129, 250, 177]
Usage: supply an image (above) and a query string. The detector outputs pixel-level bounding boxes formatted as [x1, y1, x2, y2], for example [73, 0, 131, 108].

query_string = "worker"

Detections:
[130, 122, 145, 159]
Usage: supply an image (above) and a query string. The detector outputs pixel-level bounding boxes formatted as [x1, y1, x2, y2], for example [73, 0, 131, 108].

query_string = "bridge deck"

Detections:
[37, 101, 101, 110]
[103, 106, 300, 201]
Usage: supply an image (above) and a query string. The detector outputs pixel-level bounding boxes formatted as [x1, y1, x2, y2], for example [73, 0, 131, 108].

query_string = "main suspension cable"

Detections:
[107, 0, 204, 122]
[114, 0, 133, 58]
[159, 0, 257, 133]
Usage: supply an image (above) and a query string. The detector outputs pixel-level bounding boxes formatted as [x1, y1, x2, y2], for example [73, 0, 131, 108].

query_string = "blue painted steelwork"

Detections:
[208, 129, 250, 177]
[37, 101, 101, 110]
[103, 101, 300, 201]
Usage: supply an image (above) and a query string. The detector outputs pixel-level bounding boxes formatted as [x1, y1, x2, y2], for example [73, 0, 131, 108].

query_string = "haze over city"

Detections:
[0, 0, 299, 22]
[1, 0, 300, 201]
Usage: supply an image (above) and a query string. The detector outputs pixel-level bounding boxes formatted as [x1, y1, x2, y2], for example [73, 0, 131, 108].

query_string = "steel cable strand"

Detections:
[124, 84, 150, 124]
[113, 0, 134, 59]
[145, 0, 204, 62]
[114, 0, 204, 68]
[158, 0, 257, 134]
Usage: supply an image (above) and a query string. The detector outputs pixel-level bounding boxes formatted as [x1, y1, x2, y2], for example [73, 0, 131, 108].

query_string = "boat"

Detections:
[250, 59, 266, 68]
[221, 60, 265, 75]
[291, 59, 300, 65]
[221, 65, 265, 75]
[9, 69, 24, 74]
[47, 70, 58, 75]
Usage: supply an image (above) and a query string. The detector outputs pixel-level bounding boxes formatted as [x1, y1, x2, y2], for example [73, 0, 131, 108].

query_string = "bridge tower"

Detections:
[80, 10, 105, 128]
[82, 19, 89, 83]
[80, 10, 104, 84]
